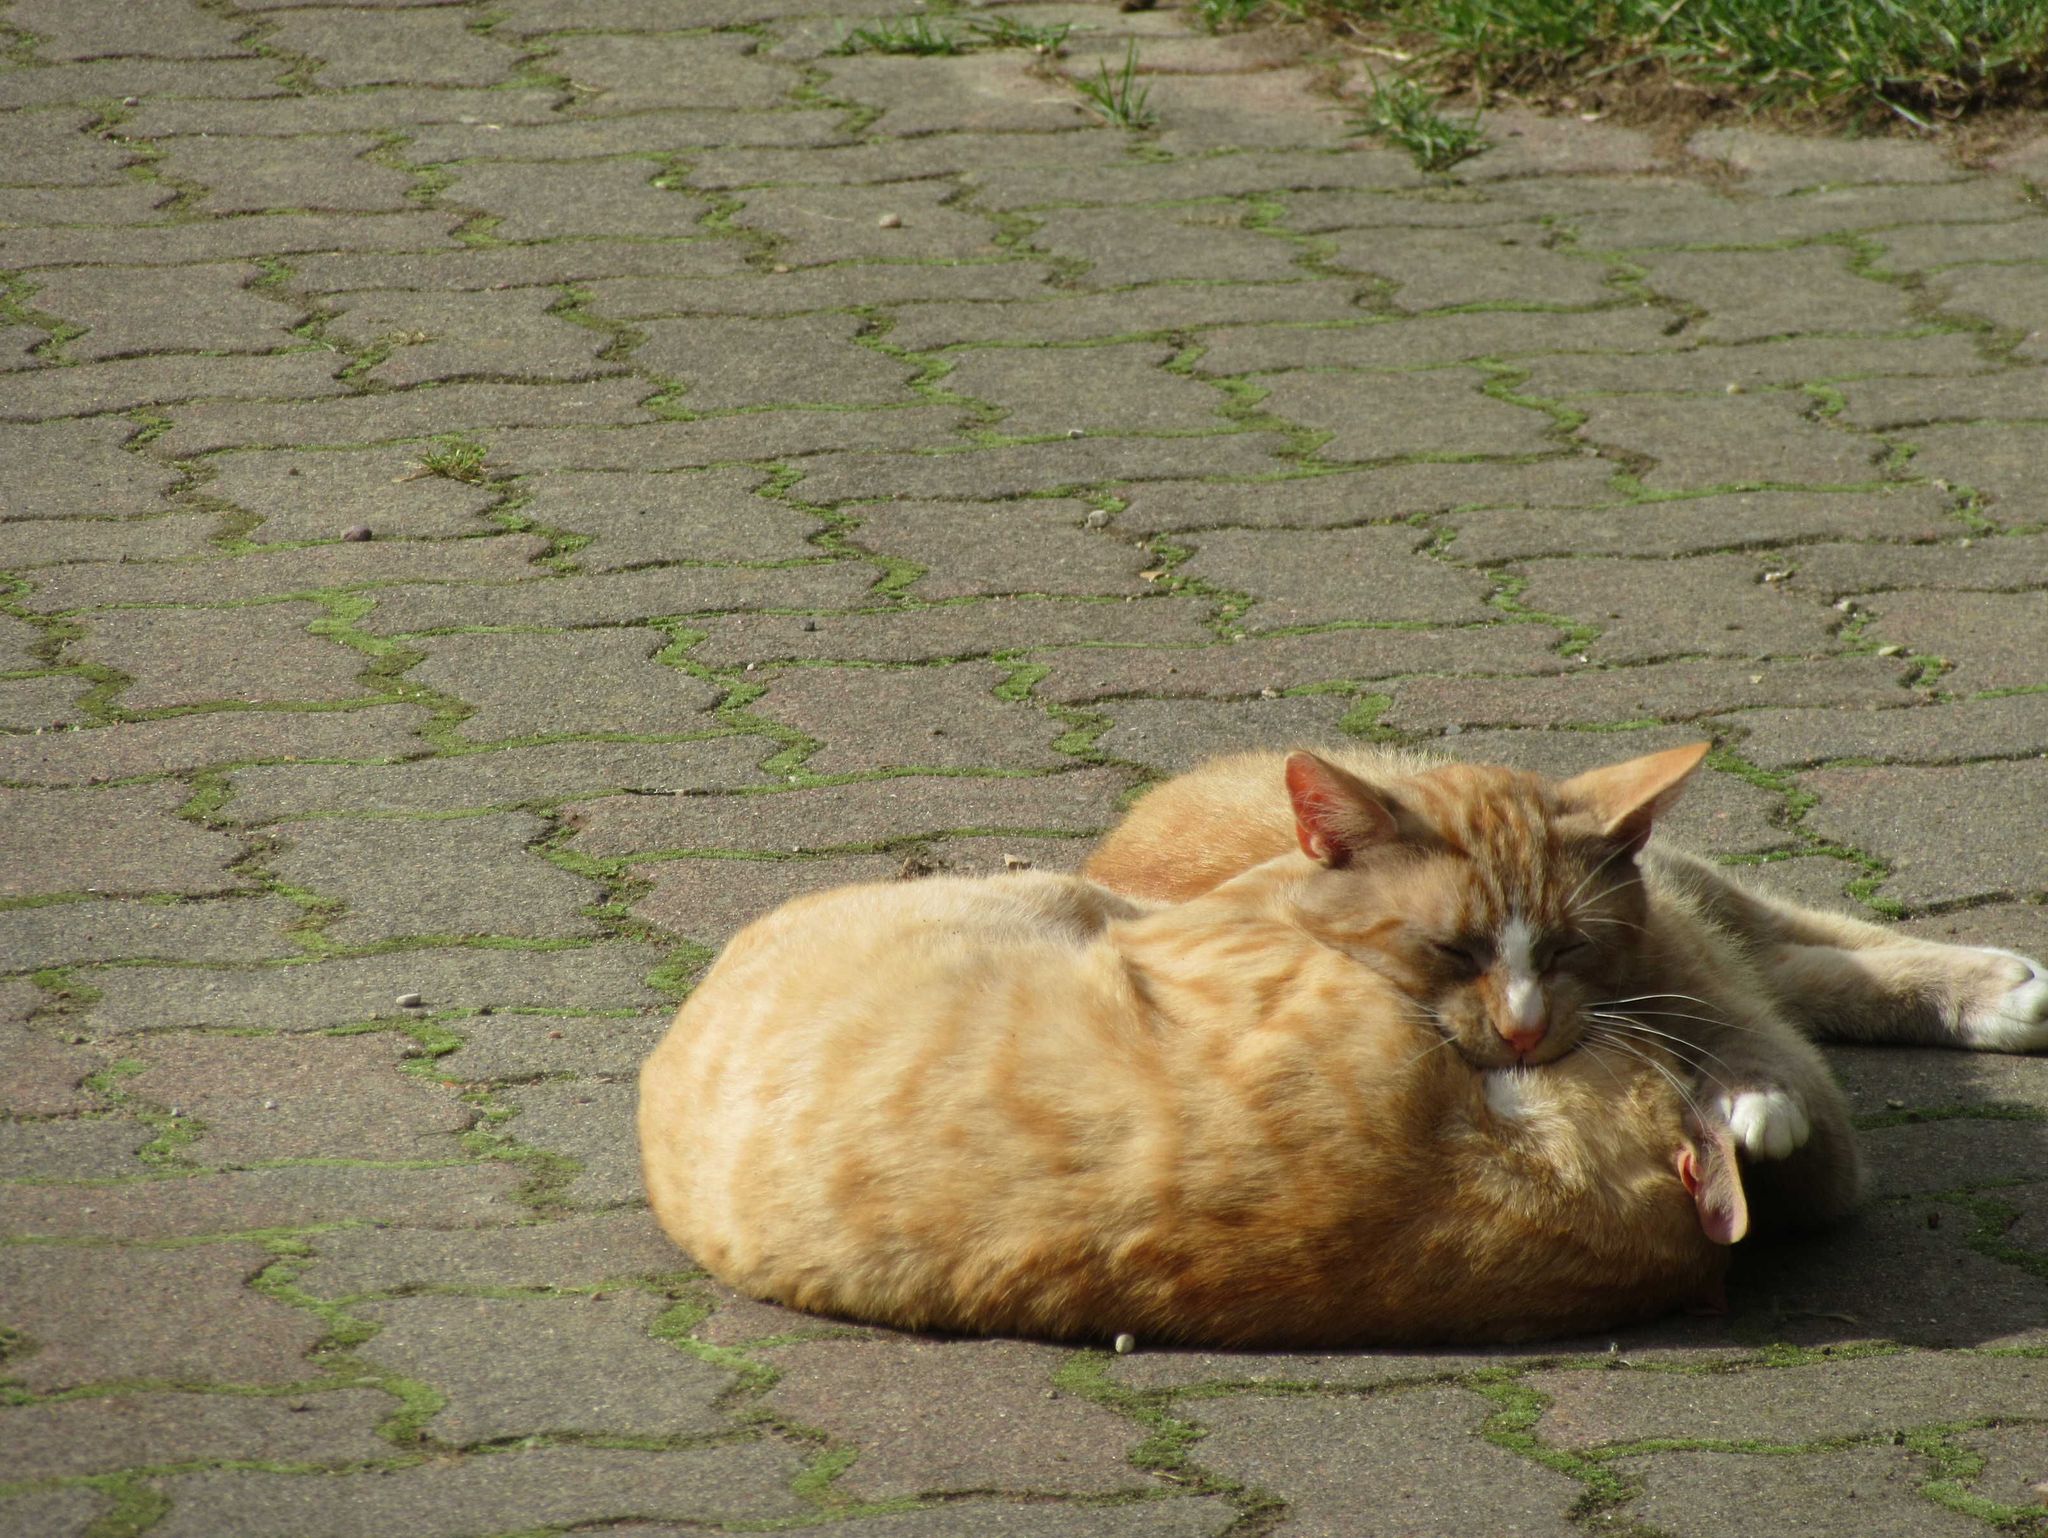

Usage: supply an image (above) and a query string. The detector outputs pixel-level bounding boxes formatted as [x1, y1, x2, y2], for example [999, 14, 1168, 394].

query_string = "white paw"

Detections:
[1961, 947, 2048, 1052]
[1715, 1087, 1811, 1161]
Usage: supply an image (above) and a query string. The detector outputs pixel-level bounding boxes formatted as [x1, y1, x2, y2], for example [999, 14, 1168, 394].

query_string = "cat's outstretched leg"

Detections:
[1643, 847, 2048, 1052]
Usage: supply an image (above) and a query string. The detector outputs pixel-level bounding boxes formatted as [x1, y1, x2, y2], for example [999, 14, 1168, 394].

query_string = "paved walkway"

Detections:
[3, 3, 2046, 1534]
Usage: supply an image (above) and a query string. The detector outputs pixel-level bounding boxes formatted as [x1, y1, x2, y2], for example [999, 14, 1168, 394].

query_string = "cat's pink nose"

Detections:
[1499, 1020, 1548, 1056]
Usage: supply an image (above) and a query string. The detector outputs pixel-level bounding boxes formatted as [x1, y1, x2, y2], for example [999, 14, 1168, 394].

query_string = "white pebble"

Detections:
[877, 212, 902, 228]
[1113, 1332, 1136, 1354]
[396, 992, 424, 1008]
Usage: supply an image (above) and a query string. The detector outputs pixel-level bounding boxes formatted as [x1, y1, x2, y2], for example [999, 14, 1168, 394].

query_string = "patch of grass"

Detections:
[412, 438, 490, 485]
[968, 16, 1073, 52]
[1076, 41, 1158, 130]
[1351, 75, 1489, 171]
[835, 16, 964, 55]
[1329, 0, 2048, 125]
[1197, 0, 1268, 29]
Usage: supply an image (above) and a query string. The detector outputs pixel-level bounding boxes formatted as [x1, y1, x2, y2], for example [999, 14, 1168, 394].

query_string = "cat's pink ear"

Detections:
[1560, 742, 1711, 854]
[1676, 1118, 1749, 1245]
[1284, 752, 1400, 868]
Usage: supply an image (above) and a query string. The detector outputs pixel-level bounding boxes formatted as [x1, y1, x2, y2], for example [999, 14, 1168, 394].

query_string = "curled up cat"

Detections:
[634, 739, 2048, 1347]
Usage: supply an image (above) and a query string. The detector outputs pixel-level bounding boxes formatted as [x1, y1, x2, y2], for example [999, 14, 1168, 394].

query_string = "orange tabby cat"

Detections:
[639, 746, 1753, 1347]
[1086, 742, 2048, 1233]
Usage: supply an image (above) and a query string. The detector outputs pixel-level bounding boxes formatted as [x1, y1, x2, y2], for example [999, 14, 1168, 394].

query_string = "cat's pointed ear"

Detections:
[1676, 1117, 1749, 1245]
[1560, 742, 1711, 855]
[1284, 752, 1400, 869]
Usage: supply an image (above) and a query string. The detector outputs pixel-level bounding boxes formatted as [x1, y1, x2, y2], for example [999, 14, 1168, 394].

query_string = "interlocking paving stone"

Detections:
[483, 405, 965, 473]
[687, 597, 1218, 666]
[0, 704, 435, 787]
[0, 509, 213, 565]
[1574, 393, 1885, 487]
[852, 498, 1154, 599]
[210, 445, 500, 545]
[734, 182, 1004, 266]
[265, 7, 515, 87]
[122, 1031, 473, 1166]
[1563, 179, 2031, 250]
[123, 85, 564, 137]
[70, 943, 667, 1035]
[157, 134, 419, 216]
[883, 283, 1369, 352]
[0, 353, 352, 423]
[584, 261, 1058, 321]
[147, 1442, 810, 1538]
[357, 561, 880, 633]
[762, 1337, 1154, 1498]
[1027, 206, 1309, 288]
[2, 1388, 394, 1481]
[631, 1499, 1239, 1538]
[432, 1009, 670, 1081]
[3, 1165, 526, 1246]
[0, 895, 301, 969]
[945, 343, 1231, 437]
[630, 850, 904, 944]
[225, 737, 767, 821]
[1613, 1446, 1981, 1538]
[1691, 126, 1959, 190]
[1514, 333, 1996, 398]
[1719, 694, 2048, 769]
[819, 54, 1094, 137]
[1179, 526, 1499, 627]
[1859, 590, 2046, 692]
[1830, 1044, 2048, 1115]
[267, 810, 605, 942]
[405, 108, 853, 165]
[565, 766, 1138, 856]
[1787, 533, 2048, 595]
[295, 1209, 685, 1297]
[789, 434, 1298, 504]
[406, 629, 723, 742]
[551, 31, 798, 112]
[516, 467, 827, 568]
[1636, 247, 1922, 343]
[1098, 694, 1354, 771]
[0, 1487, 109, 1538]
[0, 417, 182, 521]
[1186, 1385, 1581, 1538]
[1535, 1352, 2047, 1447]
[1443, 487, 1953, 563]
[24, 263, 300, 361]
[6, 107, 132, 184]
[1801, 760, 2048, 908]
[438, 159, 714, 243]
[1959, 1424, 2048, 1511]
[0, 1243, 326, 1392]
[1382, 656, 1914, 731]
[1033, 627, 1567, 704]
[1111, 461, 1622, 535]
[635, 313, 922, 410]
[0, 212, 467, 272]
[355, 1292, 732, 1442]
[1330, 224, 1617, 310]
[1514, 553, 1842, 664]
[0, 673, 91, 729]
[72, 602, 374, 710]
[327, 288, 616, 388]
[292, 237, 753, 294]
[0, 1114, 153, 1180]
[1928, 264, 2048, 361]
[8, 0, 249, 59]
[1861, 1117, 2047, 1199]
[0, 782, 248, 899]
[497, 1077, 640, 1206]
[1258, 369, 1560, 461]
[0, 981, 103, 1117]
[0, 56, 286, 110]
[753, 661, 1069, 773]
[1196, 306, 1679, 375]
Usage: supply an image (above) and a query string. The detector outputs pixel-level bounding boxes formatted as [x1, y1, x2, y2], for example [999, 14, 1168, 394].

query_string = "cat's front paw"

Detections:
[1958, 948, 2048, 1052]
[1714, 1087, 1810, 1161]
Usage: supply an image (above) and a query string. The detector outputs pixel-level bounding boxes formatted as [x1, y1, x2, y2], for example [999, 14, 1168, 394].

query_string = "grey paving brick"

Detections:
[24, 263, 299, 361]
[432, 1009, 669, 1082]
[1098, 693, 1354, 771]
[0, 1487, 109, 1538]
[1861, 1117, 2047, 1198]
[1573, 393, 1885, 487]
[0, 1114, 153, 1180]
[1871, 219, 2048, 272]
[404, 108, 852, 165]
[685, 597, 1221, 666]
[1, 1163, 526, 1241]
[852, 498, 1154, 599]
[1928, 264, 2048, 360]
[0, 894, 301, 969]
[1692, 126, 1960, 191]
[225, 737, 766, 822]
[1197, 305, 1679, 376]
[815, 52, 1093, 136]
[1638, 246, 1922, 343]
[636, 312, 921, 410]
[1534, 1352, 2047, 1447]
[1258, 368, 1560, 461]
[123, 1031, 472, 1166]
[0, 211, 467, 273]
[0, 987, 103, 1117]
[1721, 694, 2048, 769]
[1444, 487, 1954, 563]
[0, 614, 46, 668]
[762, 1337, 1153, 1498]
[0, 782, 247, 899]
[1830, 1044, 2048, 1117]
[1187, 1384, 1580, 1538]
[1461, 105, 1664, 181]
[291, 236, 752, 294]
[1801, 759, 2048, 908]
[151, 380, 656, 457]
[4, 106, 132, 183]
[326, 287, 616, 388]
[518, 467, 826, 568]
[947, 342, 1229, 437]
[883, 281, 1369, 351]
[71, 601, 374, 710]
[1791, 533, 2048, 596]
[296, 1209, 685, 1297]
[71, 943, 668, 1035]
[752, 661, 1068, 773]
[481, 405, 965, 475]
[1516, 552, 1843, 664]
[1029, 205, 1308, 288]
[356, 1291, 730, 1443]
[1333, 224, 1617, 310]
[1957, 1424, 2048, 1513]
[654, 1498, 1238, 1538]
[966, 146, 1427, 213]
[1883, 422, 2048, 526]
[1178, 526, 1497, 627]
[0, 1243, 325, 1392]
[0, 704, 435, 787]
[1515, 333, 1996, 398]
[267, 810, 604, 942]
[734, 180, 1004, 267]
[406, 629, 722, 742]
[0, 417, 181, 521]
[1382, 656, 1914, 731]
[159, 134, 419, 216]
[1837, 368, 2048, 429]
[1614, 1446, 1980, 1538]
[0, 674, 91, 730]
[147, 1442, 809, 1538]
[552, 31, 798, 112]
[2, 1388, 393, 1481]
[566, 765, 1137, 856]
[1565, 179, 2030, 250]
[0, 353, 349, 422]
[631, 850, 903, 945]
[124, 86, 564, 138]
[0, 181, 169, 226]
[1860, 590, 2045, 692]
[1112, 461, 1623, 536]
[498, 1077, 640, 1206]
[358, 561, 879, 634]
[681, 128, 1131, 192]
[267, 8, 515, 87]
[209, 445, 499, 545]
[0, 57, 286, 110]
[584, 261, 1057, 321]
[1900, 903, 2048, 963]
[8, 0, 248, 60]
